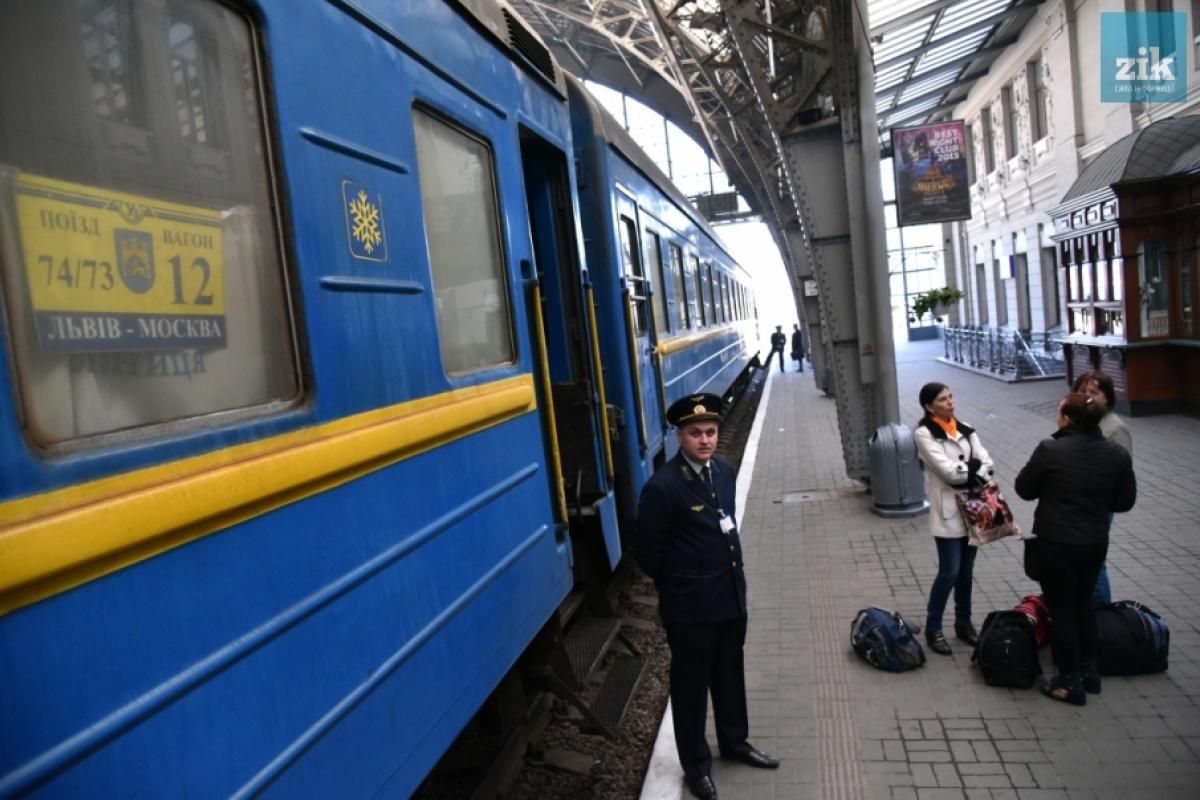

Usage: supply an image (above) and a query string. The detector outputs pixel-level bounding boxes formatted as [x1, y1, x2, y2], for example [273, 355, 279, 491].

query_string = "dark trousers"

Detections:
[664, 617, 750, 781]
[764, 348, 786, 372]
[926, 536, 977, 632]
[1033, 539, 1108, 675]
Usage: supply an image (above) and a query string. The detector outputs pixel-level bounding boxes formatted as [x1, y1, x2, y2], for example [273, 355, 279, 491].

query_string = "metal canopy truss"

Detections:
[507, 0, 907, 479]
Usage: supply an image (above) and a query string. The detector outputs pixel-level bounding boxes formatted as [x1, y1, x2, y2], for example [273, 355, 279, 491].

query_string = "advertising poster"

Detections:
[891, 121, 971, 226]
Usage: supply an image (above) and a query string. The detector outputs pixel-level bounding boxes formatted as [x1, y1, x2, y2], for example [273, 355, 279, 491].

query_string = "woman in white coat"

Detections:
[913, 382, 995, 655]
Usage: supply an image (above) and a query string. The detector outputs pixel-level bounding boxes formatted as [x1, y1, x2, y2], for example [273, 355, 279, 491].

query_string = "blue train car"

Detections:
[0, 1, 755, 796]
[568, 78, 757, 528]
[0, 0, 607, 796]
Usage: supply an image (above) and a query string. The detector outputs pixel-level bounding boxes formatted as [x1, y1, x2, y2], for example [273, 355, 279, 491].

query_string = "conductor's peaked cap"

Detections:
[667, 393, 724, 427]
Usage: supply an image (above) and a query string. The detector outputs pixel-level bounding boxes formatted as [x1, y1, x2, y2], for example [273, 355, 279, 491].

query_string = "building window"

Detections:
[414, 110, 514, 373]
[80, 0, 143, 126]
[1179, 235, 1194, 336]
[965, 123, 976, 184]
[1028, 58, 1049, 142]
[1041, 246, 1060, 329]
[994, 259, 1009, 326]
[1138, 239, 1170, 337]
[167, 8, 224, 146]
[975, 263, 989, 325]
[980, 113, 995, 173]
[1001, 86, 1018, 160]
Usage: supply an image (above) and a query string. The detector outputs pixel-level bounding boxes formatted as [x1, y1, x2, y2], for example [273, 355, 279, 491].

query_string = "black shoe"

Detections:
[722, 747, 780, 769]
[1039, 673, 1086, 706]
[1082, 660, 1102, 695]
[685, 774, 718, 799]
[925, 629, 952, 656]
[955, 623, 979, 647]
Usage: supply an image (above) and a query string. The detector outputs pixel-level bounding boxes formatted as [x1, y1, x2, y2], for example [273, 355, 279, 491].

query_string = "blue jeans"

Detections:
[927, 537, 977, 633]
[1092, 512, 1114, 606]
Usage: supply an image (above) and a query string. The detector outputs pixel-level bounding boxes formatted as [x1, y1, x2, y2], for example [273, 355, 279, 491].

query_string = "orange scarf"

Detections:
[931, 416, 957, 439]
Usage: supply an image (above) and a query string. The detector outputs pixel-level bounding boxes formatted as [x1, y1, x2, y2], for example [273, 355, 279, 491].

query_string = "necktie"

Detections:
[702, 465, 715, 498]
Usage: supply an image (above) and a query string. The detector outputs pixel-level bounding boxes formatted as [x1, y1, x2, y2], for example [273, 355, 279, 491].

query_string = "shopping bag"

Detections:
[956, 481, 1019, 546]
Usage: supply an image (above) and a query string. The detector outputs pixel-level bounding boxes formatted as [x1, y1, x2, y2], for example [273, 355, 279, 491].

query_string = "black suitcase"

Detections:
[1095, 600, 1169, 675]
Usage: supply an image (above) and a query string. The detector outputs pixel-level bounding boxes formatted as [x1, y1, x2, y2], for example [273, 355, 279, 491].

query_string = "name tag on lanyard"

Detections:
[719, 514, 735, 534]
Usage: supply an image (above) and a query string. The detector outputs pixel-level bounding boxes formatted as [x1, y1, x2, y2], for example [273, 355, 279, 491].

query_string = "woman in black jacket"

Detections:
[1015, 393, 1136, 705]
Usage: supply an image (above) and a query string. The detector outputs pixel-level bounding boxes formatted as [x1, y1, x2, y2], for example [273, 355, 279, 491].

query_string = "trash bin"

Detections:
[868, 423, 928, 517]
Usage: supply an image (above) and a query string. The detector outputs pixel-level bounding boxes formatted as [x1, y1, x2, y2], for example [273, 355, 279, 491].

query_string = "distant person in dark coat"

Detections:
[1015, 392, 1136, 706]
[636, 393, 779, 800]
[765, 325, 787, 373]
[790, 323, 806, 372]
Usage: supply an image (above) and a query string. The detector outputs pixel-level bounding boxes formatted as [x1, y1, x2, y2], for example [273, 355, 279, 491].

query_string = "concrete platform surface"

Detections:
[645, 340, 1200, 800]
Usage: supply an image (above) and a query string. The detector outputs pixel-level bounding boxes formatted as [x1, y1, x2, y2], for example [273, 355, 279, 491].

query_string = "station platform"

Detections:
[641, 339, 1200, 800]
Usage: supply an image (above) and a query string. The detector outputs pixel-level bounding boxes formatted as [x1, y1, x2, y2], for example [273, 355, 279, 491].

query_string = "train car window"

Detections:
[0, 0, 299, 447]
[413, 110, 514, 374]
[720, 274, 729, 323]
[690, 255, 704, 327]
[645, 229, 669, 335]
[617, 216, 646, 335]
[668, 244, 688, 330]
[708, 264, 721, 323]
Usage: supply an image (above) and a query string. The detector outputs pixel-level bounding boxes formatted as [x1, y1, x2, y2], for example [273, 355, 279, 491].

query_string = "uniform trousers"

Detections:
[764, 348, 786, 372]
[664, 616, 750, 781]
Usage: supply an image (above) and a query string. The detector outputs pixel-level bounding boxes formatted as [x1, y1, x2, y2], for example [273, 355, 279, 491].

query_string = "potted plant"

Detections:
[910, 286, 965, 323]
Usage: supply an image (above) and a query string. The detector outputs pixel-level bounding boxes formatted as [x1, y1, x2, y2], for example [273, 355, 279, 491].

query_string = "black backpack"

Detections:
[1095, 600, 1169, 675]
[850, 607, 926, 672]
[973, 610, 1041, 688]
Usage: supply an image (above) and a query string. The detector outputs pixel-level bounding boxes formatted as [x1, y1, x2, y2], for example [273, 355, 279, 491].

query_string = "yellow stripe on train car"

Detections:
[656, 324, 740, 358]
[0, 375, 537, 616]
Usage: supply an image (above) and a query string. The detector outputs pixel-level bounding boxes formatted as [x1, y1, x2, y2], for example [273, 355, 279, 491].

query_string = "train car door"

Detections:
[519, 129, 622, 572]
[614, 194, 664, 458]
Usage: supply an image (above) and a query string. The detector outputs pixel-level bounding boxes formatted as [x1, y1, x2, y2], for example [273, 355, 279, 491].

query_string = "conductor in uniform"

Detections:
[636, 393, 779, 800]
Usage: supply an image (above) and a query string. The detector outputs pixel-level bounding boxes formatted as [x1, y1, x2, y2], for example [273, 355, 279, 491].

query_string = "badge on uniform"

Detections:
[719, 514, 735, 534]
[690, 504, 705, 512]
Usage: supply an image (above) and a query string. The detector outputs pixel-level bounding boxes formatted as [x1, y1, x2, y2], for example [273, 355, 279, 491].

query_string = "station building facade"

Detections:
[939, 0, 1200, 411]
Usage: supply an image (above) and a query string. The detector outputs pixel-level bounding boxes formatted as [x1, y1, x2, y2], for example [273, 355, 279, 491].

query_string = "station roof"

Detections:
[869, 0, 1044, 147]
[507, 0, 1045, 162]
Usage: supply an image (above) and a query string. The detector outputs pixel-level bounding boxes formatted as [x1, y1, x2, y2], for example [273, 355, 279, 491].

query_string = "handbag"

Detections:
[956, 481, 1019, 547]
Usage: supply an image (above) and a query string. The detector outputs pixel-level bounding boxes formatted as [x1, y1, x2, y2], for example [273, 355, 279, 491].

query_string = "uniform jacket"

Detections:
[635, 454, 747, 624]
[913, 417, 995, 538]
[770, 331, 786, 351]
[1014, 425, 1136, 546]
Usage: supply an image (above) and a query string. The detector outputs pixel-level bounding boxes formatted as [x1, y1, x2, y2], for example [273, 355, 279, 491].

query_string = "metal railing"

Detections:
[942, 326, 1066, 380]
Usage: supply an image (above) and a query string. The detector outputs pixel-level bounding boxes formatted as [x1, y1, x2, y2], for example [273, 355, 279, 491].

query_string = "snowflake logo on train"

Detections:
[349, 191, 381, 253]
[342, 181, 388, 262]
